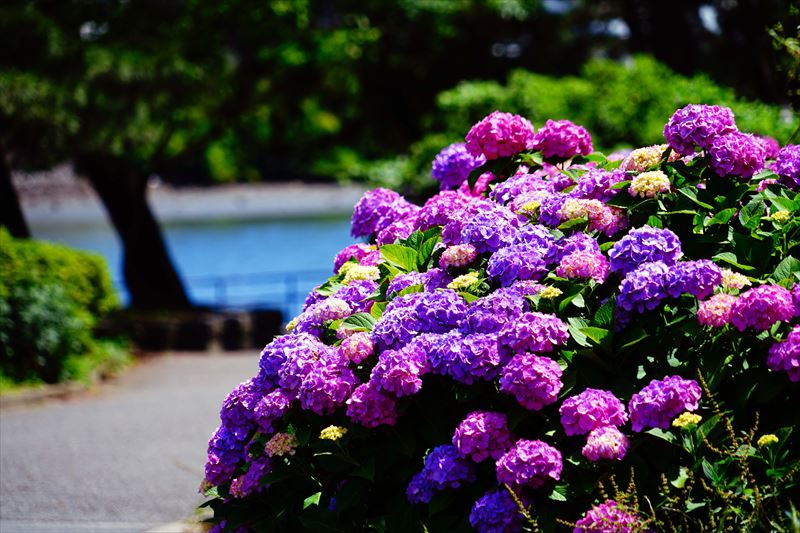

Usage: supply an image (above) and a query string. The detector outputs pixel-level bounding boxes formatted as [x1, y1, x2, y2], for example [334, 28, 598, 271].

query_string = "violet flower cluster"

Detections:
[629, 376, 702, 432]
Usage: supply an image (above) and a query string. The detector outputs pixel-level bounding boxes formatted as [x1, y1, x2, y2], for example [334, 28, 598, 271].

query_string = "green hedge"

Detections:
[356, 55, 798, 196]
[0, 228, 120, 383]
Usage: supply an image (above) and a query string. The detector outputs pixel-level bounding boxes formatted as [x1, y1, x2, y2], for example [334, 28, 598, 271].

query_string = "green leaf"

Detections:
[396, 284, 424, 297]
[739, 197, 765, 230]
[593, 299, 615, 327]
[712, 252, 755, 272]
[418, 237, 440, 269]
[341, 312, 377, 332]
[610, 179, 631, 190]
[303, 491, 322, 510]
[380, 244, 418, 272]
[580, 326, 610, 345]
[459, 291, 480, 303]
[567, 317, 591, 348]
[369, 301, 386, 321]
[646, 428, 678, 445]
[558, 216, 588, 231]
[676, 186, 714, 210]
[548, 484, 568, 502]
[773, 256, 800, 282]
[316, 279, 343, 296]
[707, 207, 737, 226]
[619, 327, 648, 350]
[670, 466, 690, 488]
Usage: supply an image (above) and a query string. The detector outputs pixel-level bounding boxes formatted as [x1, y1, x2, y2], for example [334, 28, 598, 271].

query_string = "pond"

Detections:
[30, 216, 357, 319]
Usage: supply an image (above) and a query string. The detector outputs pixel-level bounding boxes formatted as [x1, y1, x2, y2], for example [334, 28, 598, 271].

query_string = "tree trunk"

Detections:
[0, 153, 31, 238]
[81, 161, 192, 310]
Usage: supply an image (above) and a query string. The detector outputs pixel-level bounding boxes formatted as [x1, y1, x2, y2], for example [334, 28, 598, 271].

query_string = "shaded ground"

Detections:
[0, 352, 259, 533]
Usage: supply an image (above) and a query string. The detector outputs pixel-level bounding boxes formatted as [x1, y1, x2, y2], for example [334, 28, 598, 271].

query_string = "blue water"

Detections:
[30, 217, 357, 318]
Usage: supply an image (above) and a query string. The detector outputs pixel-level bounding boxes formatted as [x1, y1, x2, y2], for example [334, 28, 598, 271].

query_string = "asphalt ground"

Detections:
[0, 352, 259, 533]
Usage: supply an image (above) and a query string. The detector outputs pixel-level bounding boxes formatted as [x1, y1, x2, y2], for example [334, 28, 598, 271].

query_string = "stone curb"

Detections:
[0, 381, 91, 410]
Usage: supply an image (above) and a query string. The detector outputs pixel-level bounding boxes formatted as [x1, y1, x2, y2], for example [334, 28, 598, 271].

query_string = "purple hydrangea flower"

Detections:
[458, 205, 520, 253]
[377, 217, 418, 245]
[495, 439, 562, 488]
[333, 243, 374, 273]
[333, 280, 377, 314]
[574, 500, 643, 533]
[439, 244, 478, 268]
[432, 142, 487, 189]
[346, 382, 398, 428]
[490, 170, 555, 205]
[557, 232, 601, 260]
[557, 250, 610, 283]
[370, 342, 430, 397]
[259, 333, 323, 380]
[204, 425, 245, 486]
[465, 111, 536, 160]
[499, 353, 563, 410]
[758, 136, 781, 160]
[423, 268, 454, 291]
[220, 377, 270, 440]
[559, 389, 628, 436]
[608, 226, 683, 275]
[295, 298, 352, 335]
[416, 191, 475, 230]
[532, 119, 593, 159]
[298, 363, 359, 415]
[453, 411, 515, 462]
[498, 312, 569, 354]
[629, 375, 702, 432]
[229, 456, 271, 498]
[429, 332, 506, 383]
[770, 144, 800, 189]
[663, 104, 737, 155]
[277, 341, 338, 397]
[387, 271, 426, 295]
[462, 288, 528, 334]
[302, 287, 326, 311]
[469, 488, 526, 533]
[582, 426, 630, 462]
[350, 188, 402, 237]
[253, 389, 293, 434]
[664, 260, 722, 300]
[487, 244, 548, 286]
[767, 325, 800, 382]
[729, 284, 795, 332]
[373, 291, 465, 352]
[512, 224, 559, 262]
[617, 261, 670, 317]
[406, 472, 435, 504]
[337, 331, 374, 364]
[569, 168, 625, 202]
[708, 132, 766, 178]
[422, 444, 477, 490]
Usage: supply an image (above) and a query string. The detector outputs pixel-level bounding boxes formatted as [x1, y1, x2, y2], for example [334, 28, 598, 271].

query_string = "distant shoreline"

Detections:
[16, 165, 366, 227]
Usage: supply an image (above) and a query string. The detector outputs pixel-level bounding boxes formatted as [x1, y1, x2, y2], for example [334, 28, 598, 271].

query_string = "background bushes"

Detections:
[355, 56, 798, 196]
[0, 228, 123, 384]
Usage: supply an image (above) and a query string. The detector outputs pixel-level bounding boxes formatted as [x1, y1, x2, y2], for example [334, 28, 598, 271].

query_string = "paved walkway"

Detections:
[0, 352, 259, 533]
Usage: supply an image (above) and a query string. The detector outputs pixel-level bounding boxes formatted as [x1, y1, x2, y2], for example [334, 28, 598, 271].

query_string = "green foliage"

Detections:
[365, 56, 799, 195]
[0, 229, 120, 383]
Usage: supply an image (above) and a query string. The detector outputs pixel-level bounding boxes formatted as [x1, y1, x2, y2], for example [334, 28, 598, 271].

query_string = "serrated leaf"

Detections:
[396, 284, 424, 297]
[580, 326, 610, 345]
[676, 186, 714, 210]
[369, 301, 386, 321]
[712, 252, 755, 271]
[558, 216, 588, 231]
[341, 312, 377, 332]
[707, 207, 737, 226]
[739, 197, 765, 230]
[303, 491, 322, 510]
[459, 291, 480, 303]
[380, 244, 418, 272]
[593, 299, 615, 327]
[548, 484, 568, 502]
[773, 256, 800, 282]
[646, 427, 678, 445]
[316, 280, 343, 296]
[610, 179, 632, 190]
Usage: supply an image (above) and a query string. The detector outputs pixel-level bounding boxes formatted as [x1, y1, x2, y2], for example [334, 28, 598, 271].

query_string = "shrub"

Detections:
[359, 56, 798, 196]
[0, 229, 120, 383]
[201, 108, 799, 532]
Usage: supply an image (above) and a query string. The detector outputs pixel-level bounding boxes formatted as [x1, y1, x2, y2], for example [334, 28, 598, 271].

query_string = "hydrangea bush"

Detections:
[201, 105, 800, 532]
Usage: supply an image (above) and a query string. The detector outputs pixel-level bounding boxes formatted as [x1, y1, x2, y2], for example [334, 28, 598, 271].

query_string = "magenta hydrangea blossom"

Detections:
[298, 363, 359, 416]
[204, 425, 245, 486]
[416, 191, 476, 231]
[629, 375, 702, 432]
[229, 456, 271, 499]
[608, 226, 683, 274]
[458, 204, 520, 253]
[220, 377, 270, 440]
[532, 119, 593, 159]
[462, 288, 528, 334]
[370, 343, 430, 397]
[770, 144, 800, 190]
[490, 169, 555, 205]
[432, 142, 487, 189]
[557, 250, 610, 283]
[345, 382, 398, 428]
[707, 131, 766, 178]
[559, 388, 628, 436]
[495, 439, 562, 488]
[337, 331, 374, 364]
[569, 168, 625, 203]
[469, 488, 526, 533]
[498, 312, 569, 354]
[663, 104, 737, 155]
[697, 293, 737, 327]
[333, 280, 377, 314]
[452, 411, 515, 462]
[429, 332, 506, 383]
[440, 243, 478, 268]
[465, 111, 536, 160]
[487, 243, 548, 286]
[574, 500, 643, 533]
[616, 261, 670, 316]
[582, 426, 630, 462]
[377, 216, 418, 245]
[333, 243, 374, 273]
[421, 444, 477, 490]
[767, 325, 800, 382]
[758, 136, 781, 159]
[729, 284, 795, 331]
[499, 352, 563, 410]
[350, 188, 403, 238]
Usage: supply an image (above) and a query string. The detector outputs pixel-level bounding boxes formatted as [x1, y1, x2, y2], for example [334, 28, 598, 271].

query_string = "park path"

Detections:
[0, 352, 259, 533]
